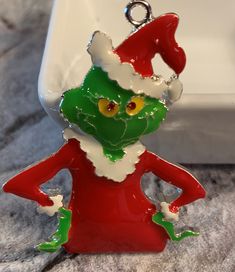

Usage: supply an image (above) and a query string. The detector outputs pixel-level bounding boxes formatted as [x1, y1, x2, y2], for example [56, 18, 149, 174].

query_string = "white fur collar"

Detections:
[63, 128, 146, 182]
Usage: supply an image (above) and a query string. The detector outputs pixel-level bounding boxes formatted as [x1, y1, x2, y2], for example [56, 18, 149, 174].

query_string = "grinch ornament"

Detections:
[3, 1, 206, 253]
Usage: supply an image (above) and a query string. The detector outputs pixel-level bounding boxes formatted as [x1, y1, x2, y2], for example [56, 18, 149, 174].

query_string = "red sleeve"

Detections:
[3, 140, 77, 207]
[144, 151, 206, 212]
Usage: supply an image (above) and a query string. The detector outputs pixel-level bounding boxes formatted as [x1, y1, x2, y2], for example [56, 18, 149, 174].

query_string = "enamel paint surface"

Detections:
[160, 202, 179, 222]
[38, 0, 235, 164]
[37, 195, 63, 217]
[63, 128, 145, 182]
[3, 139, 206, 253]
[88, 31, 183, 101]
[2, 2, 207, 254]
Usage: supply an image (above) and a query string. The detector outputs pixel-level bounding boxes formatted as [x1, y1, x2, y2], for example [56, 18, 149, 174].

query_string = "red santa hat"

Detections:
[87, 13, 186, 102]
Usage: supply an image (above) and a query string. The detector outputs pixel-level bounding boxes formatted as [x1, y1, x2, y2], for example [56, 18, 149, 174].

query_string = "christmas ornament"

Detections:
[2, 0, 206, 253]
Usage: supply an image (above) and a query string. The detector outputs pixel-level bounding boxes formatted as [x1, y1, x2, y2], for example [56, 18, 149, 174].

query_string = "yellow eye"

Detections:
[126, 96, 145, 116]
[98, 98, 119, 117]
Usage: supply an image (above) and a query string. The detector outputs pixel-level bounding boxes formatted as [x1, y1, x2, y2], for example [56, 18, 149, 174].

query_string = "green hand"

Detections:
[152, 212, 199, 242]
[37, 207, 72, 253]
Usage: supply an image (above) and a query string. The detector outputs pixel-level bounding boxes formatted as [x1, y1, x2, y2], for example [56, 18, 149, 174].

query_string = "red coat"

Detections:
[3, 139, 205, 253]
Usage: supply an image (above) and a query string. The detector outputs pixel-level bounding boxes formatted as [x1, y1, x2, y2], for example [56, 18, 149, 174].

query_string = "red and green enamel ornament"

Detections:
[2, 1, 206, 254]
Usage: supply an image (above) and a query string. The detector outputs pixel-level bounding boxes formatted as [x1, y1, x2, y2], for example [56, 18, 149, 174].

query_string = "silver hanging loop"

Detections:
[125, 0, 153, 28]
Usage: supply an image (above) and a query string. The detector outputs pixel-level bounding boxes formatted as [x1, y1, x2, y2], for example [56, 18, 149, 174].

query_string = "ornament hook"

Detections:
[125, 0, 153, 28]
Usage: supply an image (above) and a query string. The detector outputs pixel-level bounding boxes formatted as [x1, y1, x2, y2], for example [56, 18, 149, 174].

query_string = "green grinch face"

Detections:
[60, 67, 167, 161]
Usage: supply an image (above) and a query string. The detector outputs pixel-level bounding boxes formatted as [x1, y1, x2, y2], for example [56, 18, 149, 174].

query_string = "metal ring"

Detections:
[125, 1, 153, 28]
